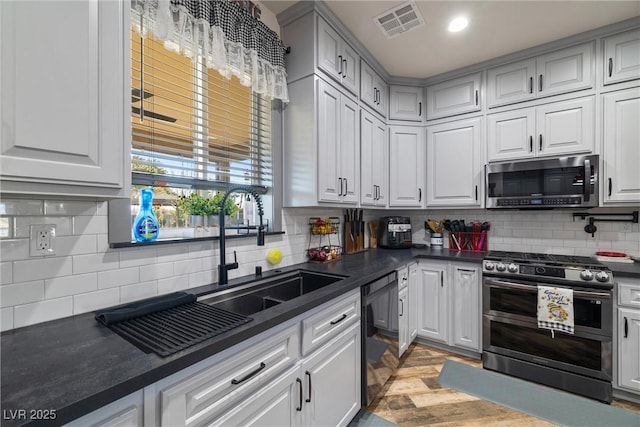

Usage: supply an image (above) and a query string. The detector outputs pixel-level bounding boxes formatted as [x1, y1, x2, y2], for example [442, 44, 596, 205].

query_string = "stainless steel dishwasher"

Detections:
[361, 272, 399, 406]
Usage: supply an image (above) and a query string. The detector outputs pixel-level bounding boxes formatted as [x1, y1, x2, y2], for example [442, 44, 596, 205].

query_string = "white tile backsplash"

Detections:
[0, 199, 638, 331]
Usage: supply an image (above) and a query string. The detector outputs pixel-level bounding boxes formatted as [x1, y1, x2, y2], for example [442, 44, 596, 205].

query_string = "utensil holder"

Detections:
[430, 233, 443, 249]
[448, 231, 488, 252]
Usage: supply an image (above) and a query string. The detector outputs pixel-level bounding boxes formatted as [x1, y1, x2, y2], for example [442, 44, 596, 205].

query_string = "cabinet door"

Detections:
[389, 126, 425, 207]
[618, 308, 640, 393]
[0, 0, 126, 196]
[341, 42, 359, 95]
[426, 72, 481, 120]
[604, 29, 640, 85]
[487, 108, 536, 162]
[426, 118, 482, 207]
[208, 367, 301, 427]
[408, 263, 419, 343]
[398, 285, 409, 358]
[450, 265, 481, 352]
[360, 111, 387, 207]
[340, 95, 359, 204]
[302, 322, 361, 427]
[65, 391, 144, 427]
[603, 88, 640, 204]
[487, 58, 536, 108]
[360, 62, 377, 111]
[416, 263, 447, 343]
[317, 80, 342, 202]
[535, 96, 594, 157]
[316, 17, 342, 82]
[389, 85, 424, 121]
[536, 42, 594, 98]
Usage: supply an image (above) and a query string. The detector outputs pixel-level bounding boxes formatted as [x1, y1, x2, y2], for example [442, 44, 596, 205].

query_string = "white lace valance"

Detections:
[132, 0, 289, 102]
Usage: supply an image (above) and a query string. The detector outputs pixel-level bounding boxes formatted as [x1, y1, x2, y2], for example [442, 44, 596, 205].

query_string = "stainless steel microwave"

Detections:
[485, 154, 599, 209]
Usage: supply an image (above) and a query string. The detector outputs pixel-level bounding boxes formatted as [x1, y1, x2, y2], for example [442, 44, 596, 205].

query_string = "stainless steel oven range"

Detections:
[482, 251, 614, 403]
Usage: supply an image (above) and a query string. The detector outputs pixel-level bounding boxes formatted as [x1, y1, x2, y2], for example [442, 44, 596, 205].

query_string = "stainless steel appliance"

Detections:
[485, 154, 599, 209]
[482, 251, 614, 402]
[361, 272, 399, 405]
[379, 216, 412, 248]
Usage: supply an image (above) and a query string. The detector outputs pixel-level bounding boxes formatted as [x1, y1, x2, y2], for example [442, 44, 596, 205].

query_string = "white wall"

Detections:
[0, 198, 339, 331]
[1, 200, 638, 332]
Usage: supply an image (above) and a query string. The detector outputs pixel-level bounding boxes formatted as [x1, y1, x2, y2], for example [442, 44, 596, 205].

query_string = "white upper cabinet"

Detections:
[426, 118, 483, 208]
[389, 126, 426, 207]
[487, 42, 594, 108]
[360, 61, 388, 117]
[0, 0, 129, 198]
[317, 16, 359, 95]
[389, 85, 424, 121]
[603, 29, 640, 86]
[602, 87, 640, 204]
[487, 96, 594, 162]
[360, 109, 388, 207]
[425, 72, 482, 120]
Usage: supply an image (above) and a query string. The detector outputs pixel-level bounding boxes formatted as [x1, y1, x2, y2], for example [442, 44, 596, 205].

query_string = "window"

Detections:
[129, 27, 274, 239]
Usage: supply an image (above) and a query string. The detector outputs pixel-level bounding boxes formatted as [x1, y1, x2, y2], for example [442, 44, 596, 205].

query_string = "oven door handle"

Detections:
[484, 278, 611, 299]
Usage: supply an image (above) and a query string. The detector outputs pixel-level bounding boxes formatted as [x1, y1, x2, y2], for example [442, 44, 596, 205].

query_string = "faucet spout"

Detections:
[217, 185, 266, 286]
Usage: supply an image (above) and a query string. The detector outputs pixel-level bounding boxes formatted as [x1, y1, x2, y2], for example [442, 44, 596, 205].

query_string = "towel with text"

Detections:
[537, 285, 574, 335]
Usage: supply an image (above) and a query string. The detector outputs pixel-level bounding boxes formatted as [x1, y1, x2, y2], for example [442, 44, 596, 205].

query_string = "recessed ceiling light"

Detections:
[448, 16, 468, 32]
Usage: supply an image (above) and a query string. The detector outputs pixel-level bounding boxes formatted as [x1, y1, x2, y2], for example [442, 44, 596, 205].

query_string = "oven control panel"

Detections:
[483, 261, 613, 285]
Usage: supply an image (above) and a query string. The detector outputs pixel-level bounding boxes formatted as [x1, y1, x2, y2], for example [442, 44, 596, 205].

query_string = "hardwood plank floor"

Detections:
[368, 343, 640, 426]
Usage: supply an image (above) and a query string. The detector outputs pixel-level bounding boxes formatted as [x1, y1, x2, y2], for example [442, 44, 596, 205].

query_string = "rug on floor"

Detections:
[348, 409, 398, 427]
[438, 359, 640, 427]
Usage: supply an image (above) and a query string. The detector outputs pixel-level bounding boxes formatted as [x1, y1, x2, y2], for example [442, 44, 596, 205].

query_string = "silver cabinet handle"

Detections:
[338, 55, 343, 75]
[342, 58, 347, 78]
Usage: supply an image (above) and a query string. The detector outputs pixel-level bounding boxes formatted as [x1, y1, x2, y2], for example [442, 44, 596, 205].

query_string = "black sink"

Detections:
[199, 270, 346, 316]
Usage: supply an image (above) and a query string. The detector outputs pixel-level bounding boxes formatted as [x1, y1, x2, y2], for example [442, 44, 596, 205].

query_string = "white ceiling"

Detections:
[262, 0, 640, 79]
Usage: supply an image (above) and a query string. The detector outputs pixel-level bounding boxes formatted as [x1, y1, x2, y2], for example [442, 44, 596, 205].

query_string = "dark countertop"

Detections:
[1, 247, 637, 427]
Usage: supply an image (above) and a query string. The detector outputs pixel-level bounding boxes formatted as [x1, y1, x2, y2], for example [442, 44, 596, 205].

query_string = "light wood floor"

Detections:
[368, 343, 640, 426]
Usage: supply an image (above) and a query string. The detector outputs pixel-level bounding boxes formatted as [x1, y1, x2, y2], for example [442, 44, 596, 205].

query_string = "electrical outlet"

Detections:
[30, 224, 56, 257]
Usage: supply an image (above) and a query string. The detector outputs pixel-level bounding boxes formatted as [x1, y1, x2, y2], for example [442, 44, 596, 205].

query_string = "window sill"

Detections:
[110, 230, 285, 249]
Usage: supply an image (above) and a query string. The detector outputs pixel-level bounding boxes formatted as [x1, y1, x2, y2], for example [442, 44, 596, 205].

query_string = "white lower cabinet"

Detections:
[415, 260, 481, 353]
[616, 278, 640, 395]
[64, 391, 144, 427]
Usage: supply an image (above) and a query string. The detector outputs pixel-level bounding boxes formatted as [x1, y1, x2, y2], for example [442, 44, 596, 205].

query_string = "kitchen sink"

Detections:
[198, 270, 346, 316]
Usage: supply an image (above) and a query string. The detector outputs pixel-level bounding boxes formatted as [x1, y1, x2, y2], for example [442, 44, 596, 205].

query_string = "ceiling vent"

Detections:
[374, 1, 425, 39]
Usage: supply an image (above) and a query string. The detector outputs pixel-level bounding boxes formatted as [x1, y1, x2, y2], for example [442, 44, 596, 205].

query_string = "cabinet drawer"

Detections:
[618, 279, 640, 308]
[158, 324, 300, 427]
[302, 289, 360, 355]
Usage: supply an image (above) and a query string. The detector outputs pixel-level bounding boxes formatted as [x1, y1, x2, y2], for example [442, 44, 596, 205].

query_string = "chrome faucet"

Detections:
[217, 185, 265, 286]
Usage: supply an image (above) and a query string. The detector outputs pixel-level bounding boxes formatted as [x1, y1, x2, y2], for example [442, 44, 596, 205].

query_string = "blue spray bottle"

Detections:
[133, 187, 159, 242]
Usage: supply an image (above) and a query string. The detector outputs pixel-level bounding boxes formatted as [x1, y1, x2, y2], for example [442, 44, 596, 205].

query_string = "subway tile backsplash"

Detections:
[0, 198, 638, 332]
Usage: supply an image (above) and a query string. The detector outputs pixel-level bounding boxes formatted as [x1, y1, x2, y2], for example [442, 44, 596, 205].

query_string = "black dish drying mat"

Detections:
[95, 293, 252, 357]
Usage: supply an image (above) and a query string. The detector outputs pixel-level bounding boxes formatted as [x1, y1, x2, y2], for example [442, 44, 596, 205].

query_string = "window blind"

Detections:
[130, 27, 273, 190]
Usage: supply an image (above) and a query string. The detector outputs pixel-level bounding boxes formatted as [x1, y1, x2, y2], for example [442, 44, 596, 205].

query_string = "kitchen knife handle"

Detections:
[338, 177, 343, 196]
[583, 158, 591, 202]
[539, 74, 543, 92]
[608, 58, 613, 78]
[418, 101, 422, 117]
[608, 177, 612, 197]
[342, 58, 347, 78]
[305, 371, 312, 402]
[529, 136, 533, 152]
[338, 55, 343, 75]
[231, 362, 266, 385]
[529, 76, 533, 94]
[624, 317, 628, 338]
[296, 378, 303, 411]
[539, 134, 542, 151]
[418, 188, 422, 202]
[475, 90, 479, 106]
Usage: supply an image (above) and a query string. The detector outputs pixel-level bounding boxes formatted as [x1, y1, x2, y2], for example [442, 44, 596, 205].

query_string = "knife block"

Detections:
[343, 223, 365, 254]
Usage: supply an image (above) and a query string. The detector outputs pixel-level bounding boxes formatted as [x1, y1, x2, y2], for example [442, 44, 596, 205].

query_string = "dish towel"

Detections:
[537, 285, 574, 336]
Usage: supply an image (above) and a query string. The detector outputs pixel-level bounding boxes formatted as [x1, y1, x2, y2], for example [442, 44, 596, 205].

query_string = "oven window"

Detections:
[488, 320, 602, 371]
[489, 287, 603, 329]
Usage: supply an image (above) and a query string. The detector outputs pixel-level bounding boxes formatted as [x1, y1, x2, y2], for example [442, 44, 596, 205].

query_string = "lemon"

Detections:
[266, 248, 283, 265]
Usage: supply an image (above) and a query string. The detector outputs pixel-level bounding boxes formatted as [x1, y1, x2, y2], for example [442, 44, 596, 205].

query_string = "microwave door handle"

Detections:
[583, 158, 591, 202]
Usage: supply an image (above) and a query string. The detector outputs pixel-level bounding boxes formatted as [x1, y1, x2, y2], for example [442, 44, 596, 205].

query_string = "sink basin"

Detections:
[199, 270, 346, 316]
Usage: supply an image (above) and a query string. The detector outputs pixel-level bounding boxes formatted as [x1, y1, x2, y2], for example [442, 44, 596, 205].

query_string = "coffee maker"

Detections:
[378, 216, 412, 249]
